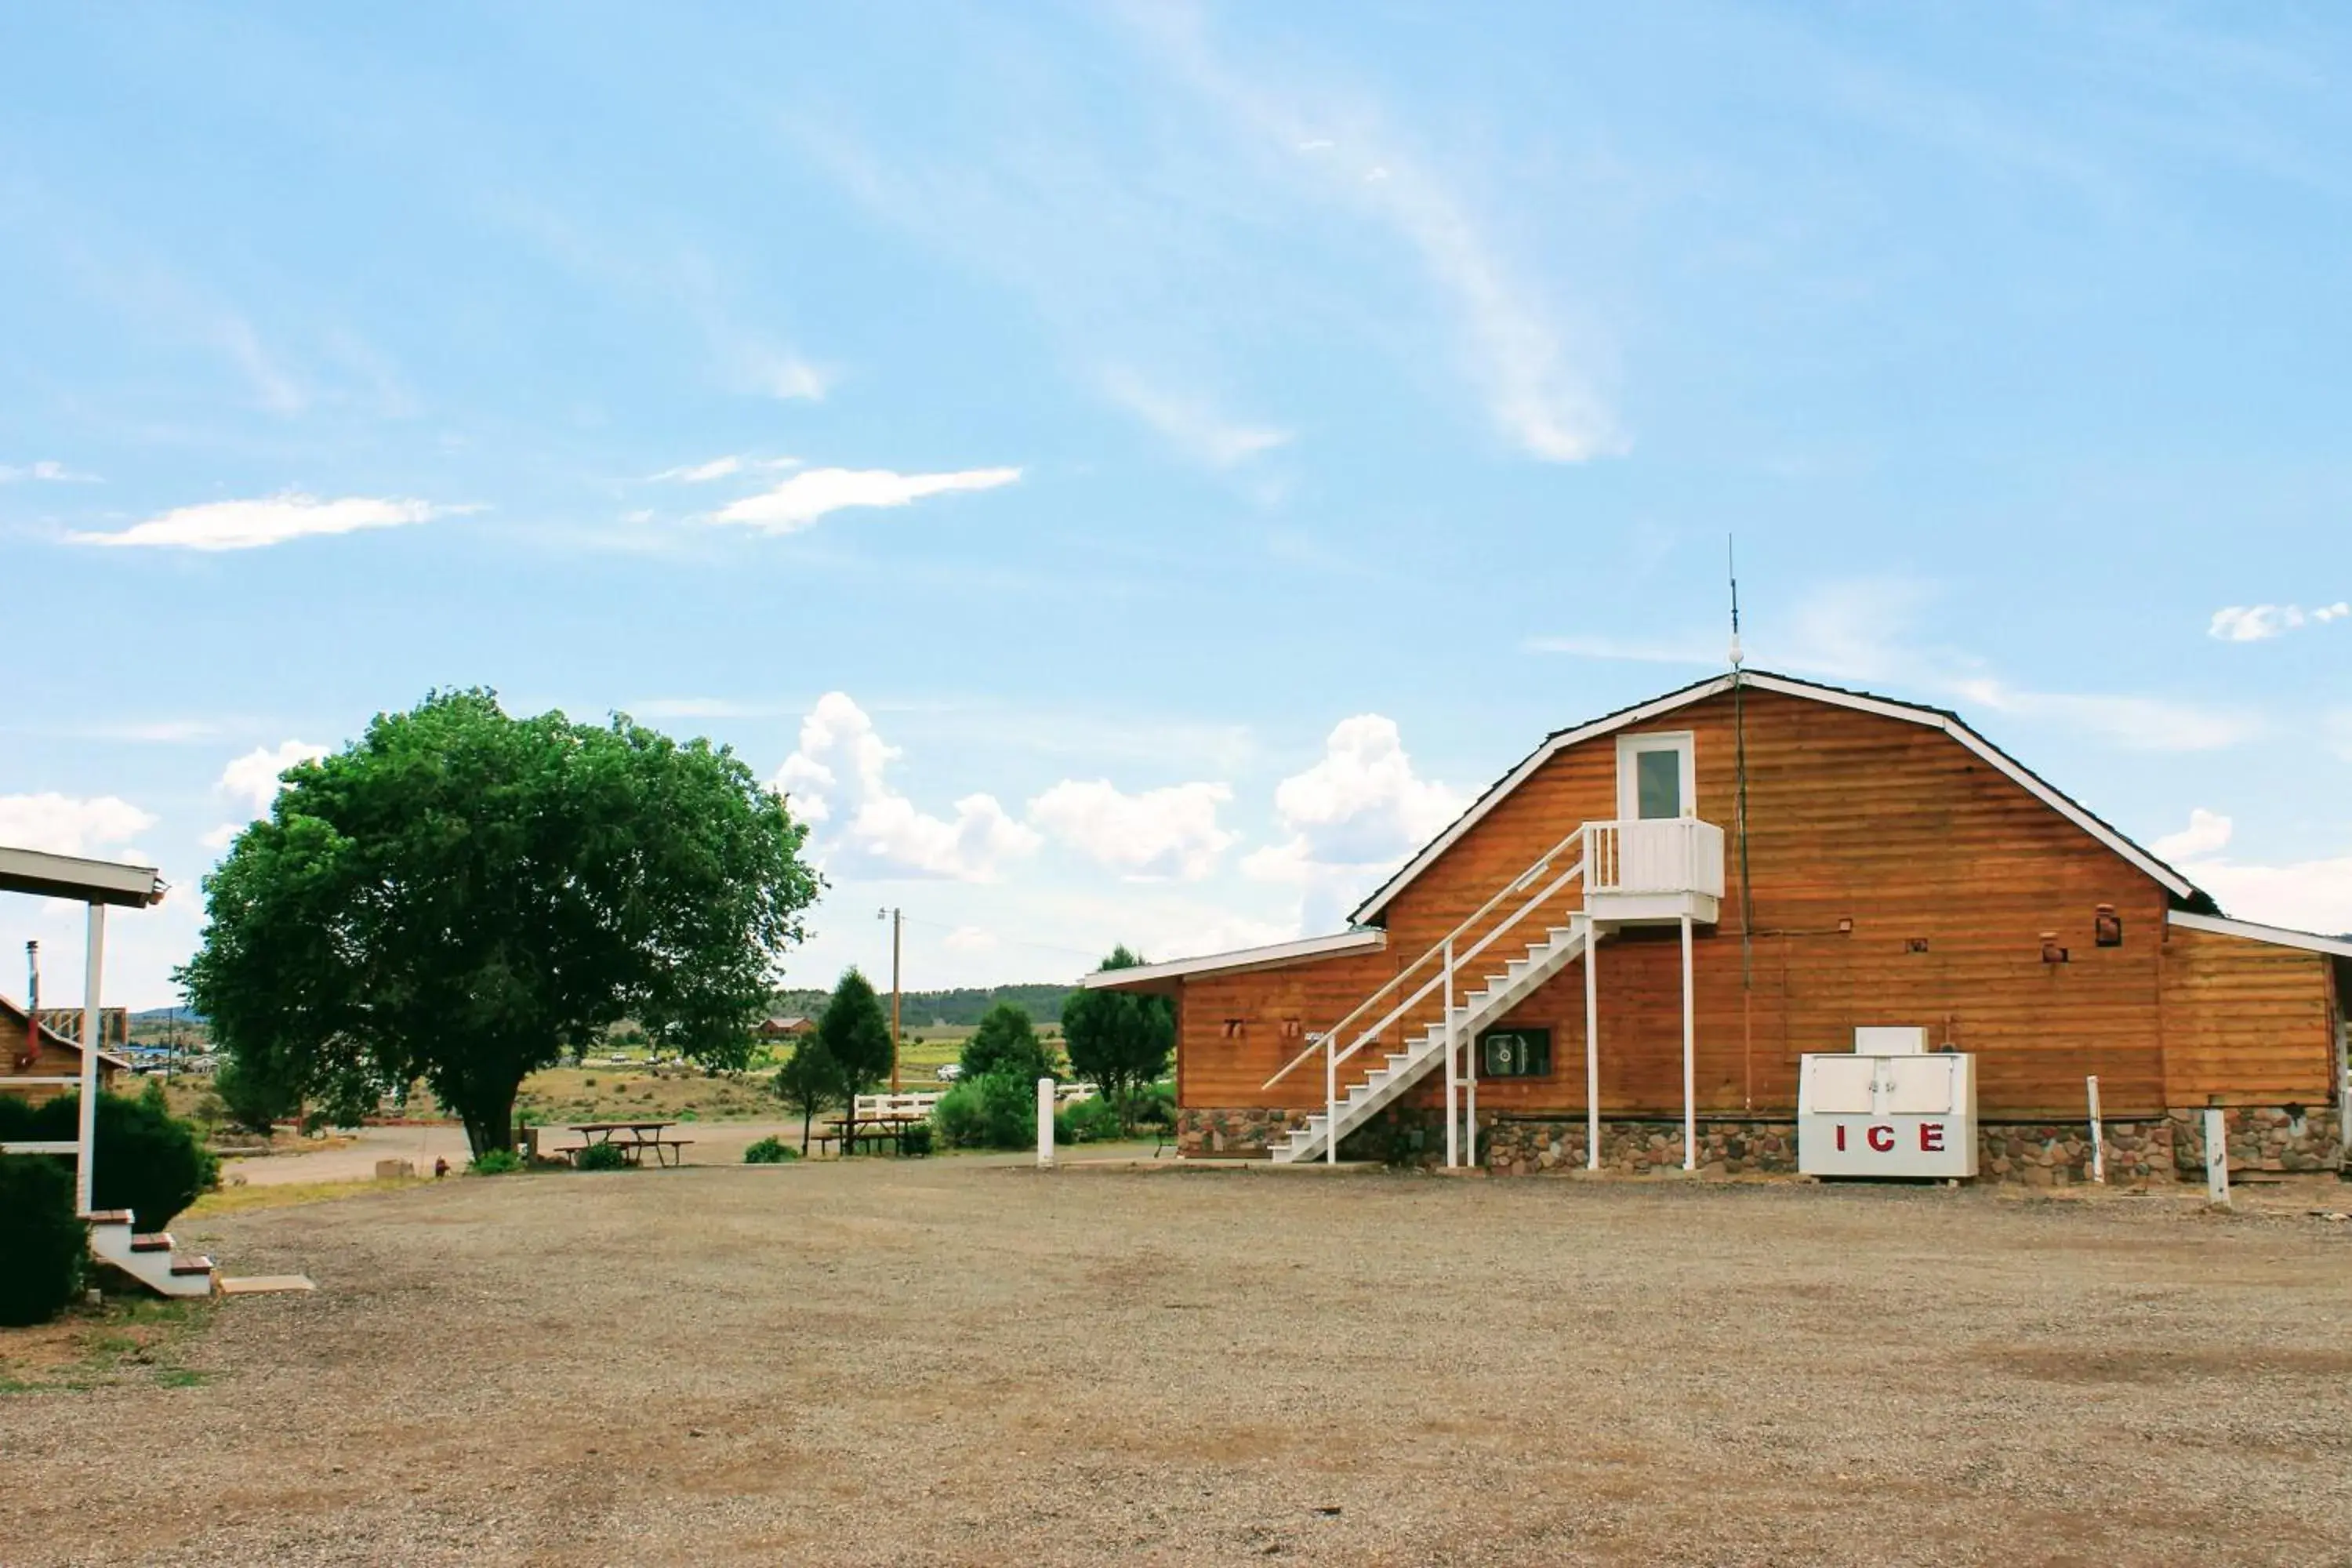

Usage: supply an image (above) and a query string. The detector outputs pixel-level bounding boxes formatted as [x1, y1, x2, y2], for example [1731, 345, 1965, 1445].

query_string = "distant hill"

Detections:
[771, 982, 1075, 1027]
[130, 1007, 202, 1025]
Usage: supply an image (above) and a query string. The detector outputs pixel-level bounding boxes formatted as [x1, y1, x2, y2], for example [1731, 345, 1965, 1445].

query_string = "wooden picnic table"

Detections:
[564, 1120, 694, 1167]
[814, 1112, 929, 1156]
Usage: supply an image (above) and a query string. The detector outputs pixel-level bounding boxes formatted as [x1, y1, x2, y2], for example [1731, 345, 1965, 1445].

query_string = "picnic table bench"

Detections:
[559, 1120, 694, 1167]
[814, 1110, 930, 1156]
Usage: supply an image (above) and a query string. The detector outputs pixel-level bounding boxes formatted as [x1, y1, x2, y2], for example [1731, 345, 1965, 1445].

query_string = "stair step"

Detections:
[86, 1209, 134, 1226]
[129, 1233, 173, 1254]
[169, 1256, 216, 1276]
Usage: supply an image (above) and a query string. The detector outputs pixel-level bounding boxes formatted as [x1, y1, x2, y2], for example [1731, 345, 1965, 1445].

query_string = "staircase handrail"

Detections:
[1262, 825, 1588, 1091]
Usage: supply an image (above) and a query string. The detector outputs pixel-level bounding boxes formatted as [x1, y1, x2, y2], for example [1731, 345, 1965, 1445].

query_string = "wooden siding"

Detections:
[0, 1014, 118, 1106]
[1174, 686, 2315, 1119]
[2158, 924, 2337, 1105]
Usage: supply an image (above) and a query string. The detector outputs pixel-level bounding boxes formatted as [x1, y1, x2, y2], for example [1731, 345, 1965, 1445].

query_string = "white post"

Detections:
[2203, 1106, 2229, 1207]
[1443, 938, 1458, 1170]
[1036, 1076, 1054, 1170]
[2085, 1075, 2105, 1184]
[1679, 913, 1696, 1173]
[1465, 1029, 1477, 1168]
[77, 902, 105, 1216]
[1584, 920, 1600, 1172]
[1324, 1030, 1336, 1167]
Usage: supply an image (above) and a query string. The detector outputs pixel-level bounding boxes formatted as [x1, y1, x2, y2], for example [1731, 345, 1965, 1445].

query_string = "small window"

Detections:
[1478, 1027, 1552, 1078]
[1636, 750, 1682, 819]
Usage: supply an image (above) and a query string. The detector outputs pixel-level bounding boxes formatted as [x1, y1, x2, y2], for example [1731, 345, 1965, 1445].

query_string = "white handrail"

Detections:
[1263, 824, 1588, 1093]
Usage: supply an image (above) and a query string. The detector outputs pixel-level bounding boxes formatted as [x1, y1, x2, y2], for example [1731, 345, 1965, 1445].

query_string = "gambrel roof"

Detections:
[1349, 668, 2215, 925]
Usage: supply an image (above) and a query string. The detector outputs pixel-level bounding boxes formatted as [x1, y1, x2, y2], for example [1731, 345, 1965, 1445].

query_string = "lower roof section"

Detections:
[1078, 928, 1388, 994]
[2166, 909, 2352, 960]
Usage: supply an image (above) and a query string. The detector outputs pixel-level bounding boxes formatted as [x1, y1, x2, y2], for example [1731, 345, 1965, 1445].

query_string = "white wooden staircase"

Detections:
[86, 1210, 218, 1298]
[1272, 917, 1592, 1164]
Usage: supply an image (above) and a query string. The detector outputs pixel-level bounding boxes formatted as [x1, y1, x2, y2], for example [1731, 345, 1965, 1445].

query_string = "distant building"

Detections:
[3, 993, 131, 1105]
[757, 1015, 815, 1040]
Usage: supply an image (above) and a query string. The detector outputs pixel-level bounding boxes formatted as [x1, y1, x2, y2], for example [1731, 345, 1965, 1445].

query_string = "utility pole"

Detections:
[879, 906, 903, 1092]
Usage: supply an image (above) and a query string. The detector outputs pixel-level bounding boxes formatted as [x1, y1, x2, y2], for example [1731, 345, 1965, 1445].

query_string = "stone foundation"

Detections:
[1177, 1104, 2345, 1181]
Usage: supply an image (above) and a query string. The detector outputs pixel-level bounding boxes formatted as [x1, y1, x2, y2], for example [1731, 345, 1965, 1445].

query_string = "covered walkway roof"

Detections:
[0, 844, 165, 908]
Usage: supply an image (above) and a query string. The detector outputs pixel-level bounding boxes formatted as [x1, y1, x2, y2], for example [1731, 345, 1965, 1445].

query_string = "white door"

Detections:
[1616, 731, 1695, 821]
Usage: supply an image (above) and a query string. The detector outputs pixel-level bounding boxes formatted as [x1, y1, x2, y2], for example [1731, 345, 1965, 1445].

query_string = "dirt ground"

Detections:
[5, 1167, 2352, 1566]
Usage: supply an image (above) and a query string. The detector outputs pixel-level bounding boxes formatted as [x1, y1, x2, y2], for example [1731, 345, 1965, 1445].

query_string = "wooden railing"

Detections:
[1586, 818, 1726, 899]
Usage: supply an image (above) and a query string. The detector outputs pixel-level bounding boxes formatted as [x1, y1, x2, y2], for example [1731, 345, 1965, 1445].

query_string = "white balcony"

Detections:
[1584, 818, 1724, 925]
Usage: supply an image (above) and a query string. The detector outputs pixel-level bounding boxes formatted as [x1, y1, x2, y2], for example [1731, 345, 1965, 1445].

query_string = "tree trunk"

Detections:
[459, 1080, 521, 1159]
[800, 1102, 813, 1155]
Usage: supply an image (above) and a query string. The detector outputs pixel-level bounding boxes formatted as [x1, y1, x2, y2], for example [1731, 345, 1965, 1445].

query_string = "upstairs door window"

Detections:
[1616, 732, 1696, 821]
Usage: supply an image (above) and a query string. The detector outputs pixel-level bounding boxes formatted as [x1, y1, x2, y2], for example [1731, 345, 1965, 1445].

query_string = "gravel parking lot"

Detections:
[5, 1163, 2352, 1566]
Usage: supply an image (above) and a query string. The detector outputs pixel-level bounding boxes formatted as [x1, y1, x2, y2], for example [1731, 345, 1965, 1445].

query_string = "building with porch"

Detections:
[1082, 670, 2352, 1182]
[4, 993, 130, 1104]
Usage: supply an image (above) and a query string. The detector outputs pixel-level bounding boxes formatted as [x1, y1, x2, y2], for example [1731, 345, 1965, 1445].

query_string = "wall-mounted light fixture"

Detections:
[2094, 904, 2123, 948]
[2041, 931, 2070, 964]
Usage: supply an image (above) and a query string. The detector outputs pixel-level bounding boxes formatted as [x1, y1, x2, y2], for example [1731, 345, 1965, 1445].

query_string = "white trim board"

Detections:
[1076, 928, 1388, 989]
[2167, 910, 2352, 960]
[0, 844, 164, 908]
[1350, 669, 2201, 923]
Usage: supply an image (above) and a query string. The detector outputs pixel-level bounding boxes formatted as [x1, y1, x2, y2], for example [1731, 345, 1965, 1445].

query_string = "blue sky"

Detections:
[3, 2, 2347, 1007]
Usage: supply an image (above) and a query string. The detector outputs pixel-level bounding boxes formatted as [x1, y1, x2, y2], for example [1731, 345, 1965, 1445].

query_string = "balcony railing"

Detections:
[1584, 818, 1726, 900]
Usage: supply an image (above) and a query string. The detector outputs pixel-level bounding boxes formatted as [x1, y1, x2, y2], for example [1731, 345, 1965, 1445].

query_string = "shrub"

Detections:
[0, 1083, 216, 1230]
[932, 1069, 1044, 1149]
[743, 1135, 797, 1164]
[1058, 1093, 1123, 1145]
[957, 1002, 1060, 1086]
[470, 1148, 526, 1175]
[896, 1122, 933, 1158]
[571, 1142, 630, 1172]
[0, 1156, 85, 1327]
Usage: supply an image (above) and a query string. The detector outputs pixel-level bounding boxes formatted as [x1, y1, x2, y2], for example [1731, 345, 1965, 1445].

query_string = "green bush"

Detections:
[897, 1122, 933, 1158]
[932, 1069, 1043, 1149]
[957, 1002, 1060, 1086]
[570, 1142, 630, 1172]
[0, 1156, 85, 1327]
[470, 1148, 526, 1174]
[1058, 1094, 1122, 1145]
[743, 1135, 797, 1164]
[0, 1083, 217, 1231]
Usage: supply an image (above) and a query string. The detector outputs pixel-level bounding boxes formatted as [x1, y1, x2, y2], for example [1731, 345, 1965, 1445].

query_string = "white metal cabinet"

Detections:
[1798, 1051, 1978, 1178]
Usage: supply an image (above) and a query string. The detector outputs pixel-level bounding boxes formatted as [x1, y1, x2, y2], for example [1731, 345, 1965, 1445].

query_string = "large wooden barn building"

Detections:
[1084, 670, 2351, 1182]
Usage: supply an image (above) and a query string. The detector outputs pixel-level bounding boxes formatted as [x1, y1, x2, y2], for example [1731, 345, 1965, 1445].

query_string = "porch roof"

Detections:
[0, 845, 166, 909]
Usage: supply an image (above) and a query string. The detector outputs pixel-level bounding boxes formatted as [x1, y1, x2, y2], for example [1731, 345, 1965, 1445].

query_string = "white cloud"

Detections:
[943, 924, 998, 953]
[0, 459, 99, 483]
[218, 740, 331, 814]
[1243, 715, 1466, 928]
[2154, 810, 2352, 935]
[2153, 808, 2234, 862]
[712, 466, 1022, 535]
[0, 793, 156, 858]
[1098, 368, 1291, 469]
[1027, 779, 1238, 880]
[746, 351, 830, 402]
[775, 693, 1039, 880]
[2208, 602, 2350, 641]
[69, 493, 468, 551]
[648, 455, 803, 484]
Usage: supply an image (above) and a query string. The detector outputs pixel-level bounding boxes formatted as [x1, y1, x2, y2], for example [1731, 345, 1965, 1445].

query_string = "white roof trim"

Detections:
[1351, 670, 2198, 922]
[2168, 909, 2352, 960]
[1077, 928, 1387, 989]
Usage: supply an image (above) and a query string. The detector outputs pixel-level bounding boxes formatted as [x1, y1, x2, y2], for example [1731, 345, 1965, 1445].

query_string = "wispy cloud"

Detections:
[0, 793, 156, 858]
[1098, 368, 1291, 469]
[712, 466, 1021, 535]
[68, 493, 474, 552]
[0, 460, 100, 483]
[648, 455, 802, 485]
[2208, 602, 2349, 642]
[1533, 579, 2261, 753]
[1127, 9, 1624, 463]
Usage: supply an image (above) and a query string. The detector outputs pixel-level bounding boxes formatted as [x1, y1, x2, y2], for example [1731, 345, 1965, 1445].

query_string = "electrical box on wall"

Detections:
[1798, 1049, 1978, 1178]
[1853, 1025, 1928, 1054]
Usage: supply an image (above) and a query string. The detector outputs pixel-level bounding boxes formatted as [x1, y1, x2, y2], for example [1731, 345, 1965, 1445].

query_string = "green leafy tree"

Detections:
[818, 967, 894, 1123]
[771, 1033, 840, 1154]
[957, 1000, 1058, 1084]
[181, 689, 820, 1158]
[1061, 946, 1175, 1131]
